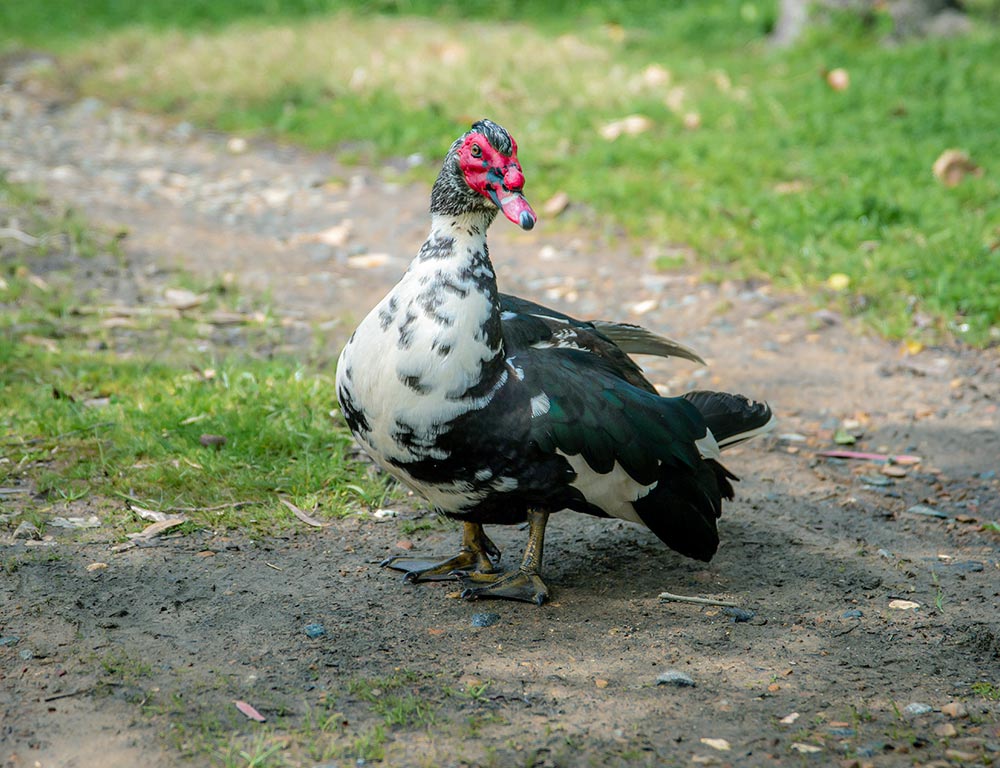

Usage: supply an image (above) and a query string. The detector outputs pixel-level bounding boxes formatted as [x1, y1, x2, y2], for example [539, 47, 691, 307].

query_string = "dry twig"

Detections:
[658, 591, 740, 608]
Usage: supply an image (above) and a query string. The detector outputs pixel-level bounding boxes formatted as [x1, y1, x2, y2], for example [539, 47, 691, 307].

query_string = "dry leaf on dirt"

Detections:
[299, 221, 352, 247]
[128, 504, 173, 523]
[234, 700, 266, 722]
[700, 738, 731, 751]
[49, 516, 101, 529]
[279, 497, 331, 528]
[163, 288, 205, 310]
[542, 191, 570, 217]
[347, 253, 392, 269]
[791, 743, 823, 754]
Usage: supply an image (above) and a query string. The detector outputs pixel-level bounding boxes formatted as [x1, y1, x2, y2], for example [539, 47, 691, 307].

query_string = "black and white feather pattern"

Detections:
[337, 119, 773, 565]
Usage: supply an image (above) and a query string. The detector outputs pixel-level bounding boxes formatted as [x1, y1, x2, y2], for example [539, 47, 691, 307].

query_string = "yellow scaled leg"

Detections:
[458, 510, 550, 605]
[381, 521, 501, 582]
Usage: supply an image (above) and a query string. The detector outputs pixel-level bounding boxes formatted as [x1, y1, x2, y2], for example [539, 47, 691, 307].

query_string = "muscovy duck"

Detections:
[336, 119, 774, 604]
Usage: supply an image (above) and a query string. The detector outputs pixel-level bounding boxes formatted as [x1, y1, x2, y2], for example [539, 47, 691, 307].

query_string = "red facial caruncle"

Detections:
[457, 132, 537, 231]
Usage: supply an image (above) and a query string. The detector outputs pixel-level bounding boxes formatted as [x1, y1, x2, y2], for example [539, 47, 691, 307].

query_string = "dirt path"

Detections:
[2, 57, 999, 767]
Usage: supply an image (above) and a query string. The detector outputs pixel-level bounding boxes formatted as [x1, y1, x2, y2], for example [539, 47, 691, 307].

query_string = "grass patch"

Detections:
[0, 176, 388, 537]
[971, 681, 1000, 701]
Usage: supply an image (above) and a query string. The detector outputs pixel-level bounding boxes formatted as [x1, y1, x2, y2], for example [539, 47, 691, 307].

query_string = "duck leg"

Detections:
[381, 521, 501, 582]
[458, 510, 550, 605]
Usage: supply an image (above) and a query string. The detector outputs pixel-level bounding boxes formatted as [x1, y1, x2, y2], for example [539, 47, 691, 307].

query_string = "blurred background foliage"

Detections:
[2, 0, 998, 344]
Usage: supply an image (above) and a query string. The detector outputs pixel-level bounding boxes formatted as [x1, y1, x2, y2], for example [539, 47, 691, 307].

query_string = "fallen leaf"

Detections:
[49, 516, 101, 529]
[933, 149, 980, 187]
[595, 679, 609, 689]
[827, 273, 851, 291]
[85, 562, 108, 572]
[22, 335, 59, 353]
[279, 498, 330, 528]
[129, 504, 172, 523]
[888, 599, 921, 610]
[779, 712, 800, 725]
[234, 700, 266, 722]
[826, 67, 850, 91]
[163, 288, 205, 310]
[630, 299, 658, 316]
[642, 64, 671, 88]
[311, 221, 353, 247]
[700, 737, 731, 751]
[791, 742, 823, 753]
[599, 114, 653, 141]
[125, 517, 187, 541]
[542, 191, 570, 217]
[347, 253, 391, 269]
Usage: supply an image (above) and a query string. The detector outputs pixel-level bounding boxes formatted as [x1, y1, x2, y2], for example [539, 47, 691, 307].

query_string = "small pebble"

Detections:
[934, 723, 958, 737]
[855, 745, 878, 758]
[933, 560, 985, 573]
[722, 607, 755, 623]
[842, 609, 863, 619]
[11, 521, 41, 540]
[828, 727, 856, 738]
[902, 702, 932, 717]
[19, 649, 34, 661]
[0, 636, 20, 647]
[906, 504, 949, 519]
[941, 701, 968, 719]
[859, 474, 893, 487]
[656, 670, 696, 687]
[471, 612, 501, 628]
[304, 623, 326, 638]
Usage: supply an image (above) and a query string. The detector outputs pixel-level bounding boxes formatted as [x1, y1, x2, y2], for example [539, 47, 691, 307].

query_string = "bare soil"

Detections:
[2, 58, 999, 767]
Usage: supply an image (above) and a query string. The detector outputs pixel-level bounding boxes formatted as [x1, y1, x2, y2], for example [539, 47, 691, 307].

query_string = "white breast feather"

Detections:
[337, 218, 504, 467]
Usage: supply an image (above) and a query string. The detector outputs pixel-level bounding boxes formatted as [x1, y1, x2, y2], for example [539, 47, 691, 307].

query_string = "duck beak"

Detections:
[488, 188, 537, 230]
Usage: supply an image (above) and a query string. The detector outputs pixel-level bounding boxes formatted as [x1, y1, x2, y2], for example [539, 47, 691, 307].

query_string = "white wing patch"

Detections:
[530, 392, 551, 418]
[695, 428, 722, 461]
[558, 451, 656, 524]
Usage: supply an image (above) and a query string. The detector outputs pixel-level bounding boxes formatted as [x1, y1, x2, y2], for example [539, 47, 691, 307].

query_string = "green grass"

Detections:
[3, 2, 1000, 344]
[0, 178, 388, 536]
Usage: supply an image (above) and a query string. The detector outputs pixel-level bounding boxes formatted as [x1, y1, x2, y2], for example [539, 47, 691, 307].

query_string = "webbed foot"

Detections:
[459, 568, 549, 605]
[458, 509, 551, 605]
[381, 522, 500, 583]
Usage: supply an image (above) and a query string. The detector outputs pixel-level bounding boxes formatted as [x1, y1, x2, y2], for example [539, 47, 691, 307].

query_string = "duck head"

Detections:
[430, 119, 537, 230]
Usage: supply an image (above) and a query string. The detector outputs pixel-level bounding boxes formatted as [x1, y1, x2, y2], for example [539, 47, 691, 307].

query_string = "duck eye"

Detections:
[470, 144, 482, 158]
